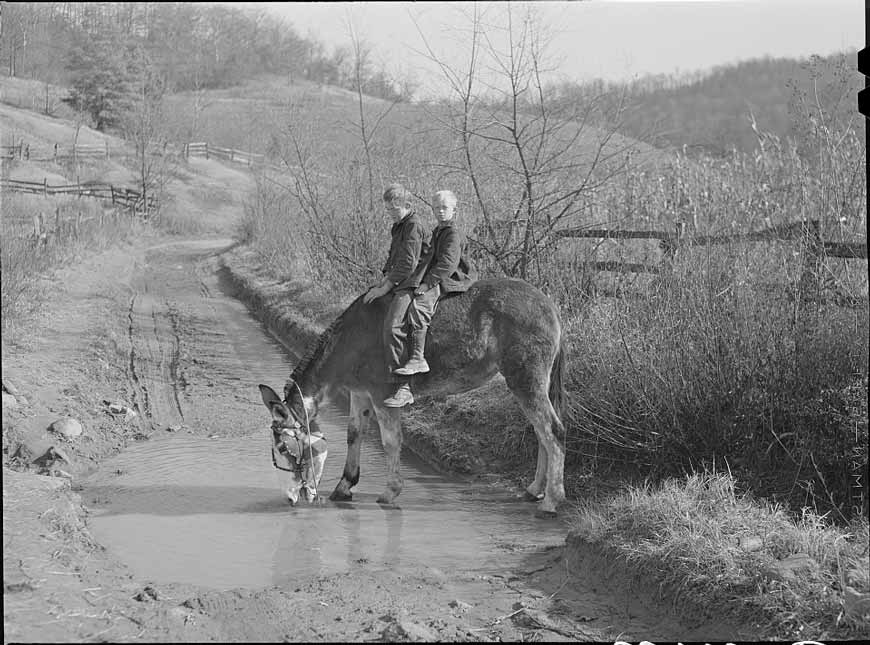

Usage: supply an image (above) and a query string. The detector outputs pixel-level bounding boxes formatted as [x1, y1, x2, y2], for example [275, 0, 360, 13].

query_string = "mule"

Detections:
[259, 277, 567, 515]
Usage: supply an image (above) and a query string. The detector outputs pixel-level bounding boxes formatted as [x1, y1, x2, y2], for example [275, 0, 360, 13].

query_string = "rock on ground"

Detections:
[49, 417, 83, 440]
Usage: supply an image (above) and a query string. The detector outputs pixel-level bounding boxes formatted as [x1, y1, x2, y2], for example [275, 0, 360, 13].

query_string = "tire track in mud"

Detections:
[165, 303, 188, 422]
[120, 240, 260, 439]
[126, 293, 151, 431]
[126, 261, 187, 433]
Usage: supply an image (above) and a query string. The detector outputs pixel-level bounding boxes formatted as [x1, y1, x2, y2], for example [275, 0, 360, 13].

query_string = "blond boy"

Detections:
[391, 190, 477, 397]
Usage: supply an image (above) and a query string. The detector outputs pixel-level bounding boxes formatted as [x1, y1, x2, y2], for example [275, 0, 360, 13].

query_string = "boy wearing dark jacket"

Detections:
[391, 190, 477, 399]
[363, 184, 427, 406]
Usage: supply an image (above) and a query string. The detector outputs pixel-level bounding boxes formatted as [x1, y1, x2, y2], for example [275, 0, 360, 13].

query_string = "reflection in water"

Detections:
[82, 432, 567, 590]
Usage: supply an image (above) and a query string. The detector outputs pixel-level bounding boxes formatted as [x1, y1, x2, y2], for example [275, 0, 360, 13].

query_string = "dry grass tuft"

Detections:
[572, 471, 870, 639]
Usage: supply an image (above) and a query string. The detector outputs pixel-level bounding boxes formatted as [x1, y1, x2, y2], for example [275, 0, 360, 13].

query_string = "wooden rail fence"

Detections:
[0, 178, 158, 212]
[550, 218, 867, 306]
[182, 141, 302, 175]
[3, 136, 292, 175]
[1, 140, 111, 162]
[555, 219, 867, 265]
[183, 141, 265, 167]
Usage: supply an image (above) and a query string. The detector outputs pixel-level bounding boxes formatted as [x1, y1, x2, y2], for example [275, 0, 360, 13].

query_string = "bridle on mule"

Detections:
[270, 380, 322, 498]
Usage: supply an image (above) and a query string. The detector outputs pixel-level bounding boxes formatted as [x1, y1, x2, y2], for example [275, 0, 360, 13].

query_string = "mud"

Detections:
[3, 157, 744, 641]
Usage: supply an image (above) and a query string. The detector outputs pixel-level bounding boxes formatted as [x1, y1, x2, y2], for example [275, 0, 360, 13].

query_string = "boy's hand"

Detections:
[363, 283, 391, 304]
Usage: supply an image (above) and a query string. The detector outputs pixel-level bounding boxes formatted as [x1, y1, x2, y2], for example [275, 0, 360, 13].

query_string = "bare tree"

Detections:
[414, 4, 637, 282]
[342, 20, 401, 213]
[121, 53, 175, 217]
[0, 2, 39, 76]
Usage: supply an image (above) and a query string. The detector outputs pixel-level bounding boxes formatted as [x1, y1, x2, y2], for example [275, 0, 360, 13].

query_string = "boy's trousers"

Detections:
[383, 285, 440, 380]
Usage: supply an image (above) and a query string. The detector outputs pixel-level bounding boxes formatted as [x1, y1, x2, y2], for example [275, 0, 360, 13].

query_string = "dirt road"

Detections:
[3, 158, 732, 642]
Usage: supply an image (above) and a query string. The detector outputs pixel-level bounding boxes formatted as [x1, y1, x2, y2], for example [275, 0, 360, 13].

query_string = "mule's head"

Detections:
[258, 384, 327, 506]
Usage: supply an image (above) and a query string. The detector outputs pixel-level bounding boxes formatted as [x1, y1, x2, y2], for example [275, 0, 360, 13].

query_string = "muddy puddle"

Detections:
[82, 429, 568, 591]
[81, 253, 569, 591]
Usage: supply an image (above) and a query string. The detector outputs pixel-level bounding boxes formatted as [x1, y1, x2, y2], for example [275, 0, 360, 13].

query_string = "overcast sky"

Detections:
[236, 1, 862, 97]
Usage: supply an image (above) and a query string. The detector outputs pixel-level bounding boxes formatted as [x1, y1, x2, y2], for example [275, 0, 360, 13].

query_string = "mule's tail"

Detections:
[548, 339, 567, 445]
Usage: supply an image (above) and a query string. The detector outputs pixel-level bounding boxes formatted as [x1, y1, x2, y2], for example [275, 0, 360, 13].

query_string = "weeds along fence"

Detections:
[27, 206, 112, 243]
[1, 140, 112, 161]
[554, 218, 867, 305]
[0, 177, 158, 213]
[1, 200, 140, 323]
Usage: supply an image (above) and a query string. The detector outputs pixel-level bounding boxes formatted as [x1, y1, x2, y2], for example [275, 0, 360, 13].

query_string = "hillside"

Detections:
[0, 102, 116, 148]
[0, 98, 137, 188]
[611, 51, 861, 156]
[158, 73, 673, 182]
[155, 51, 862, 175]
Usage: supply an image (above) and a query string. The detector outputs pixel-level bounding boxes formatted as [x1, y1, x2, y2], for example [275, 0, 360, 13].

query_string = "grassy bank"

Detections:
[571, 472, 869, 639]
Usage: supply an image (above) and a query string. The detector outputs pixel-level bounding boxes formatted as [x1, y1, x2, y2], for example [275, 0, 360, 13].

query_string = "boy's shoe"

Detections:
[384, 383, 414, 407]
[394, 358, 430, 375]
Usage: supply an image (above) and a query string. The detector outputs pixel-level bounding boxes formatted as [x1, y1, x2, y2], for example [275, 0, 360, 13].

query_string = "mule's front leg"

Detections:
[372, 404, 403, 505]
[284, 474, 305, 506]
[330, 391, 370, 501]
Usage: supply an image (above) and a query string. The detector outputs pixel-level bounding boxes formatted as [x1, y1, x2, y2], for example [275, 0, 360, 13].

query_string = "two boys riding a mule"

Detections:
[362, 184, 478, 408]
[260, 183, 567, 516]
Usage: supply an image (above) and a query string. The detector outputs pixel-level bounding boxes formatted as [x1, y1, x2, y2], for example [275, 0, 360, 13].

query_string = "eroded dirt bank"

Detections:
[3, 158, 744, 642]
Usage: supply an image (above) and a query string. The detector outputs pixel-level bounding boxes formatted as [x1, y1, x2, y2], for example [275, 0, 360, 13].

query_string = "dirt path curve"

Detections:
[3, 158, 714, 642]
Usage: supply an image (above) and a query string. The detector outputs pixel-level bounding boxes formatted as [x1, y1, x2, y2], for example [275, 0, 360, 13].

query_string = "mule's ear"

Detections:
[259, 384, 289, 421]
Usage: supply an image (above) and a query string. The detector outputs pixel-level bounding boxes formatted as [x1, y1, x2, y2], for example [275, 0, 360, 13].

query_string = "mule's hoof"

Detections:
[329, 490, 352, 502]
[523, 491, 545, 502]
[534, 508, 558, 519]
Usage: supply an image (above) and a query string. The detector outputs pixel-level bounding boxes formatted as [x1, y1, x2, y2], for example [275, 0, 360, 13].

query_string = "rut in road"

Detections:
[126, 288, 186, 433]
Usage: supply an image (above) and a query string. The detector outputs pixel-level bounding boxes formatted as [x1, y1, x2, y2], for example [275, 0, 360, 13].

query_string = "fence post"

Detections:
[43, 178, 48, 196]
[53, 143, 58, 162]
[205, 144, 209, 160]
[798, 219, 823, 306]
[105, 140, 110, 159]
[660, 220, 685, 272]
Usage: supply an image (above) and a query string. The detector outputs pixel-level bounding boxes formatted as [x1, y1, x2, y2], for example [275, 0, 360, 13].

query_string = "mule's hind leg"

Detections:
[370, 403, 404, 505]
[524, 448, 548, 502]
[521, 399, 565, 515]
[330, 391, 372, 501]
[540, 403, 566, 511]
[503, 375, 566, 515]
